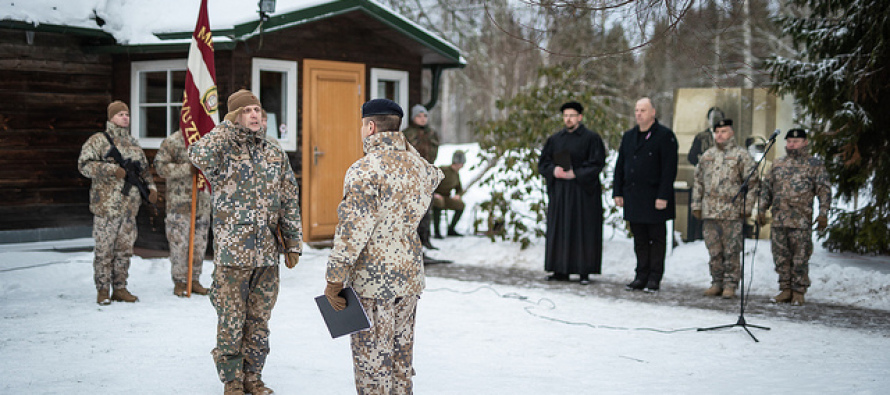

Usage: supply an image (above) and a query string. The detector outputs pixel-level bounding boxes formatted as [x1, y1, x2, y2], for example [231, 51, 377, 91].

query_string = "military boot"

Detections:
[111, 288, 139, 303]
[721, 287, 736, 299]
[173, 282, 188, 297]
[771, 289, 793, 303]
[447, 209, 464, 236]
[791, 291, 805, 306]
[191, 281, 209, 296]
[244, 375, 274, 395]
[97, 288, 111, 305]
[703, 285, 722, 297]
[432, 208, 443, 239]
[224, 380, 244, 395]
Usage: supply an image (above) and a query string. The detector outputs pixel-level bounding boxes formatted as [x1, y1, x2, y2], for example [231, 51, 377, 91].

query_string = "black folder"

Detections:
[315, 287, 372, 339]
[554, 150, 572, 170]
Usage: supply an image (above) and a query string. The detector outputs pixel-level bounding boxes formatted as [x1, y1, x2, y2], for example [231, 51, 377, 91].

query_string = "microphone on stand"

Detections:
[768, 129, 781, 141]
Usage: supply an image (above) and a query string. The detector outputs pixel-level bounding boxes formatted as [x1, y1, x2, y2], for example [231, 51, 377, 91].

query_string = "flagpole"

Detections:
[180, 0, 216, 298]
[186, 173, 198, 297]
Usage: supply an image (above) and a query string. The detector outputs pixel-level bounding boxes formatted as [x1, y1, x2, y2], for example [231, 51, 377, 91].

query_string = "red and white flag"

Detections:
[179, 0, 218, 192]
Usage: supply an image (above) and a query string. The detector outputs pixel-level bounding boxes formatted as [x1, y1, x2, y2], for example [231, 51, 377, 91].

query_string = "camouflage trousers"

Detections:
[210, 265, 279, 383]
[92, 215, 137, 291]
[351, 295, 419, 395]
[165, 212, 210, 284]
[771, 227, 813, 293]
[703, 219, 743, 289]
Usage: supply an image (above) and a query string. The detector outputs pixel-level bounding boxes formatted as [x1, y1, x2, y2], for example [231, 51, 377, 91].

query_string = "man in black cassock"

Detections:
[538, 101, 607, 284]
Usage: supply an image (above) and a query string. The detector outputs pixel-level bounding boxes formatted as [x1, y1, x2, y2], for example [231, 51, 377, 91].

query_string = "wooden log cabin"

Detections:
[0, 0, 464, 249]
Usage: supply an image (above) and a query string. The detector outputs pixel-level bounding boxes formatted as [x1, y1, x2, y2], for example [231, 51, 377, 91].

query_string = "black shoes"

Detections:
[546, 273, 569, 282]
[422, 239, 438, 250]
[579, 276, 591, 285]
[447, 229, 463, 237]
[625, 279, 646, 291]
[643, 283, 660, 293]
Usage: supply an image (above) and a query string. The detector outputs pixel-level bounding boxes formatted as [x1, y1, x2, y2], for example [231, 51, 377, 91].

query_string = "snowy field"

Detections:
[0, 234, 888, 394]
[2, 143, 889, 393]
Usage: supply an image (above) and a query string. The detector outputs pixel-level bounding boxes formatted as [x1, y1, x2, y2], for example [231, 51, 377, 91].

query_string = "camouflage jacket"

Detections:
[760, 147, 831, 229]
[154, 131, 212, 216]
[692, 139, 758, 219]
[188, 120, 302, 268]
[401, 123, 439, 164]
[78, 122, 157, 218]
[326, 131, 444, 299]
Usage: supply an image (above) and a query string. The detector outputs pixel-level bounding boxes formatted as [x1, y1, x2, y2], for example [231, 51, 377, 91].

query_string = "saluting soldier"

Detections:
[154, 130, 211, 297]
[78, 101, 157, 305]
[324, 99, 443, 394]
[692, 119, 758, 299]
[760, 128, 830, 306]
[189, 89, 302, 395]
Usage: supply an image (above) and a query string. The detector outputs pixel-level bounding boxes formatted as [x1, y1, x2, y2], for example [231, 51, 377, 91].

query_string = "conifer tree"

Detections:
[766, 0, 890, 254]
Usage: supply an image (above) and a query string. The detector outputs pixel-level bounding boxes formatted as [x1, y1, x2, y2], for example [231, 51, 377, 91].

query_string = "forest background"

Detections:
[380, 0, 889, 254]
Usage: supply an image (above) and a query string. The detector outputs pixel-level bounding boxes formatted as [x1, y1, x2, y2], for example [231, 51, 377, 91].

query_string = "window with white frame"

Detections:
[252, 58, 298, 152]
[130, 59, 187, 149]
[370, 68, 409, 130]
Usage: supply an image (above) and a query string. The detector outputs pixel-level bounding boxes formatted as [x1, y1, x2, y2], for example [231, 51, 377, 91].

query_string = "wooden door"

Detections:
[301, 59, 365, 241]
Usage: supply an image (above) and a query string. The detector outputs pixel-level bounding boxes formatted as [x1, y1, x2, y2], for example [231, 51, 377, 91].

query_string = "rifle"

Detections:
[101, 132, 157, 213]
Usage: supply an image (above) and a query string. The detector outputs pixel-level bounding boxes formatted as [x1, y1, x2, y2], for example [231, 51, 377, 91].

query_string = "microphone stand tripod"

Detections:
[698, 135, 778, 342]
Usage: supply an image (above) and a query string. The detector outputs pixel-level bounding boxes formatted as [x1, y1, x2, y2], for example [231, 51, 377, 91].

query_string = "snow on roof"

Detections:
[2, 1, 327, 43]
[1, 0, 460, 60]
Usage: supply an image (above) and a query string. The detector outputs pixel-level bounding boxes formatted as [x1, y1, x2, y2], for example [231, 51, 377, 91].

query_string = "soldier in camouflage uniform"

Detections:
[692, 119, 758, 299]
[401, 104, 440, 251]
[324, 99, 443, 395]
[154, 130, 212, 297]
[188, 90, 302, 395]
[432, 150, 466, 238]
[760, 128, 830, 306]
[78, 101, 157, 305]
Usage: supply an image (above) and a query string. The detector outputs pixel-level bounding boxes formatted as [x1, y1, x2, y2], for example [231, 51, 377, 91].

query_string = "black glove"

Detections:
[324, 281, 346, 311]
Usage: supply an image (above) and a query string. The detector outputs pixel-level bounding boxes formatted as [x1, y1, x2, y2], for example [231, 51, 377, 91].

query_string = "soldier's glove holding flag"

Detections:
[284, 252, 300, 269]
[815, 215, 828, 232]
[324, 281, 347, 311]
[692, 209, 702, 220]
[114, 167, 127, 179]
[148, 190, 158, 204]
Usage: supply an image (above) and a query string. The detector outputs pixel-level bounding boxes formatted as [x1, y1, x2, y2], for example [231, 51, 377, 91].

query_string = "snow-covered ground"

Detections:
[1, 234, 888, 394]
[2, 143, 888, 393]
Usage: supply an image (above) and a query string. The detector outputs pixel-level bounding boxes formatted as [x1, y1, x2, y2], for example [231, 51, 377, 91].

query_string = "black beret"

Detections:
[362, 98, 403, 118]
[559, 101, 584, 114]
[714, 118, 733, 129]
[785, 128, 807, 139]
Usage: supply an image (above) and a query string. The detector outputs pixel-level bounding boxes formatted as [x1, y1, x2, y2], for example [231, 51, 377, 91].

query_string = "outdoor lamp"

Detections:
[259, 0, 276, 21]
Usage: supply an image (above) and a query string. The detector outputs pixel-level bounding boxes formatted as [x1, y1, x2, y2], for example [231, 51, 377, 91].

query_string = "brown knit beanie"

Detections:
[107, 101, 129, 120]
[224, 89, 261, 123]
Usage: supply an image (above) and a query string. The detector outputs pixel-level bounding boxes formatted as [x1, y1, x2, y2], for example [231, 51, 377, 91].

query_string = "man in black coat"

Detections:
[538, 101, 607, 284]
[613, 97, 678, 292]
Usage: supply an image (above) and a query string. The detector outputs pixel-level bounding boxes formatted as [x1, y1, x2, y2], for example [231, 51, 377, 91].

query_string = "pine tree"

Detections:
[766, 0, 890, 254]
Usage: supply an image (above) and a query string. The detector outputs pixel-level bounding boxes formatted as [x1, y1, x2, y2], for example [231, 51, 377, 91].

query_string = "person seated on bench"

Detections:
[433, 150, 466, 238]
